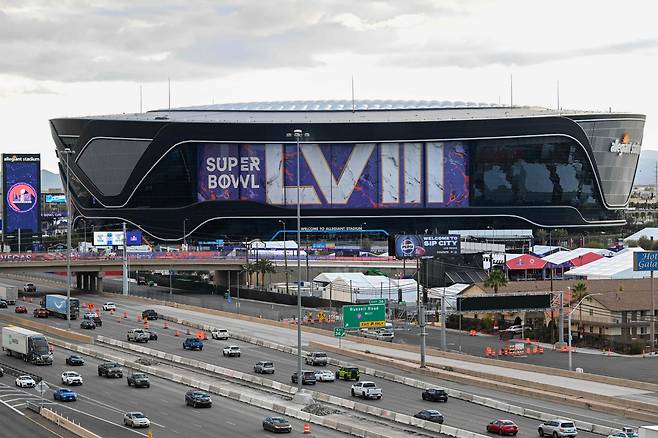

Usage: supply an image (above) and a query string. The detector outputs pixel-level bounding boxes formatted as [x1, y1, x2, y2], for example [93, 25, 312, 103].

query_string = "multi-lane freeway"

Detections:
[0, 275, 647, 438]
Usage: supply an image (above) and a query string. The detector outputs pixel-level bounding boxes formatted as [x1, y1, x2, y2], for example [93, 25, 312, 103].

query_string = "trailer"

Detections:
[2, 326, 53, 365]
[0, 286, 18, 305]
[41, 294, 80, 319]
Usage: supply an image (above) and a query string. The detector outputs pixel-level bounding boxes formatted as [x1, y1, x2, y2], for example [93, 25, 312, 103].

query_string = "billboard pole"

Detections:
[62, 148, 74, 330]
[122, 222, 128, 296]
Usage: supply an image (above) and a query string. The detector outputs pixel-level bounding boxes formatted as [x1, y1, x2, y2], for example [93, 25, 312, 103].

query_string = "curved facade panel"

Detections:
[49, 103, 645, 241]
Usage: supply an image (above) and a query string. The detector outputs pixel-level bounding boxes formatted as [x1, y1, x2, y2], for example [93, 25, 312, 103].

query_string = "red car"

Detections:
[33, 308, 49, 318]
[14, 306, 28, 314]
[487, 420, 518, 436]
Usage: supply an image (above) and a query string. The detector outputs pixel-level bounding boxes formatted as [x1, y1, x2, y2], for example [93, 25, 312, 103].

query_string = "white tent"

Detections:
[313, 272, 418, 303]
[427, 283, 471, 310]
[624, 228, 658, 242]
[565, 247, 649, 279]
[542, 247, 612, 266]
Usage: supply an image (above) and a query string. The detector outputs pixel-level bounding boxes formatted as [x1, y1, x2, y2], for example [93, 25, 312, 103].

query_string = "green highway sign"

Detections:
[369, 299, 386, 305]
[334, 327, 346, 337]
[343, 304, 386, 329]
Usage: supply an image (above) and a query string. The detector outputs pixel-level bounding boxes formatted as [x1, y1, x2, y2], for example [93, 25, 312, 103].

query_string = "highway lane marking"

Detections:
[54, 404, 149, 437]
[0, 398, 24, 415]
[23, 414, 68, 438]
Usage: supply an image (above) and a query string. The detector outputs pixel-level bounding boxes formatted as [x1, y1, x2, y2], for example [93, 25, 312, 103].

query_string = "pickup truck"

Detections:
[351, 381, 382, 399]
[211, 328, 230, 340]
[305, 351, 328, 366]
[222, 345, 241, 357]
[183, 338, 204, 351]
[98, 362, 123, 378]
[127, 372, 151, 388]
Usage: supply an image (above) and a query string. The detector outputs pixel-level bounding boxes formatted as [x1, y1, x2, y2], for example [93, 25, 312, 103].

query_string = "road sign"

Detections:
[369, 299, 386, 305]
[634, 251, 658, 271]
[334, 327, 345, 337]
[317, 311, 326, 321]
[343, 304, 385, 329]
[34, 381, 49, 396]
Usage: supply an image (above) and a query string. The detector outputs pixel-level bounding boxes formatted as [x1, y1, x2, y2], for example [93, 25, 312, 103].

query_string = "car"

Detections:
[538, 419, 578, 438]
[98, 362, 123, 378]
[124, 412, 150, 428]
[263, 416, 293, 433]
[61, 371, 83, 385]
[185, 390, 212, 408]
[314, 370, 336, 382]
[291, 371, 317, 385]
[144, 330, 158, 340]
[33, 308, 49, 318]
[142, 309, 158, 320]
[222, 345, 240, 357]
[23, 283, 37, 293]
[0, 367, 3, 377]
[211, 328, 230, 340]
[127, 372, 151, 388]
[53, 388, 78, 402]
[0, 300, 7, 309]
[66, 355, 85, 366]
[363, 329, 395, 342]
[487, 420, 519, 435]
[14, 305, 28, 314]
[15, 375, 36, 387]
[610, 428, 639, 438]
[102, 302, 116, 311]
[305, 351, 328, 366]
[83, 311, 97, 319]
[183, 338, 204, 351]
[127, 329, 150, 343]
[80, 320, 96, 330]
[335, 366, 360, 381]
[83, 313, 103, 327]
[351, 381, 382, 399]
[414, 409, 444, 423]
[422, 388, 449, 402]
[254, 361, 275, 374]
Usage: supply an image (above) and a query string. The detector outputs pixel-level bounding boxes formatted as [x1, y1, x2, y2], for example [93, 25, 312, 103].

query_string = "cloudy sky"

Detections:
[1, 0, 657, 172]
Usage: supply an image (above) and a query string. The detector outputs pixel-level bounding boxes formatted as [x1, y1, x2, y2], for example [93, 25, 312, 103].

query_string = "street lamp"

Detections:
[183, 218, 188, 249]
[61, 147, 75, 330]
[279, 220, 289, 297]
[360, 222, 366, 254]
[568, 293, 602, 371]
[286, 128, 309, 392]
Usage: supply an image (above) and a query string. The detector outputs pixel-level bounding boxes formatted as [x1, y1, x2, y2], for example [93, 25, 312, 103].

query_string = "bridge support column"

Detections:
[76, 273, 83, 290]
[83, 274, 90, 291]
[213, 270, 229, 291]
[96, 273, 104, 293]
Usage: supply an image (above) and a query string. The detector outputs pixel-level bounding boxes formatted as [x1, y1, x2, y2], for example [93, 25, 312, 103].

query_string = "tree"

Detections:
[254, 258, 276, 288]
[484, 269, 507, 294]
[243, 262, 257, 288]
[535, 229, 548, 245]
[571, 282, 588, 335]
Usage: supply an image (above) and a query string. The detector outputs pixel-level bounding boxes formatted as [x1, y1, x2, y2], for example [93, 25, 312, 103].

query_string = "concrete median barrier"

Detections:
[0, 313, 93, 344]
[41, 407, 103, 438]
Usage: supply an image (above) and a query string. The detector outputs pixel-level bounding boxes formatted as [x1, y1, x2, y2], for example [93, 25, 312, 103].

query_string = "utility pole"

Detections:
[62, 147, 75, 330]
[559, 289, 565, 346]
[417, 258, 427, 367]
[279, 220, 290, 296]
[652, 270, 656, 354]
[122, 222, 128, 296]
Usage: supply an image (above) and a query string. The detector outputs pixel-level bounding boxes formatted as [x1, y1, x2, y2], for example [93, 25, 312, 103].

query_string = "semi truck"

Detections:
[0, 286, 18, 305]
[41, 294, 80, 319]
[2, 326, 53, 365]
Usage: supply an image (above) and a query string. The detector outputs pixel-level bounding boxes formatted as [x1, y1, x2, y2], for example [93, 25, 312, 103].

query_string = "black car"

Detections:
[414, 409, 444, 423]
[127, 372, 150, 388]
[66, 355, 85, 366]
[422, 388, 449, 402]
[142, 309, 158, 320]
[263, 417, 292, 433]
[145, 331, 158, 340]
[80, 320, 96, 330]
[98, 362, 123, 378]
[185, 390, 212, 408]
[0, 300, 7, 308]
[291, 371, 316, 385]
[83, 313, 103, 327]
[0, 367, 3, 377]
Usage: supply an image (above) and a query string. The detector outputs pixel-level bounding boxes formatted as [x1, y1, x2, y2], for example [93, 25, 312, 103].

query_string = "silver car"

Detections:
[124, 412, 150, 428]
[254, 361, 275, 374]
[538, 419, 578, 438]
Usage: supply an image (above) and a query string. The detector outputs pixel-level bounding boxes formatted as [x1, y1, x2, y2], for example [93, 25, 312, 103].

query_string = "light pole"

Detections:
[61, 147, 75, 330]
[360, 222, 366, 254]
[568, 293, 602, 371]
[286, 128, 309, 392]
[279, 220, 289, 297]
[183, 218, 188, 249]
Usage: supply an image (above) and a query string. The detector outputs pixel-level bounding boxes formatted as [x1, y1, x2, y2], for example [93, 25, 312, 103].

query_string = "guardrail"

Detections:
[0, 359, 42, 383]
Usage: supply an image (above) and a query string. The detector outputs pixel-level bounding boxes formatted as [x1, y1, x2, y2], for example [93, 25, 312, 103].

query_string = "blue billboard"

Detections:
[2, 154, 41, 235]
[633, 251, 658, 271]
[126, 231, 143, 246]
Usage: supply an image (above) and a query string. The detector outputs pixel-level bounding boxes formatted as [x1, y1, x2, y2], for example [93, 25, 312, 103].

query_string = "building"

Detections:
[50, 100, 645, 242]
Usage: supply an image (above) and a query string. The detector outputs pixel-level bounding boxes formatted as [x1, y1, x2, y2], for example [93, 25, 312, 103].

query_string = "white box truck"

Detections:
[2, 326, 53, 365]
[640, 427, 658, 438]
[0, 286, 18, 305]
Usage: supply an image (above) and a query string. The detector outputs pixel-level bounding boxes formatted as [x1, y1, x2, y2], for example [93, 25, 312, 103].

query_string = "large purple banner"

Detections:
[197, 142, 469, 208]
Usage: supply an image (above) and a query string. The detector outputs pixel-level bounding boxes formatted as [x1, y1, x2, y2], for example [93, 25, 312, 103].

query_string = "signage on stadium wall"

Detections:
[197, 142, 469, 209]
[2, 154, 41, 235]
[394, 234, 461, 258]
[610, 133, 640, 156]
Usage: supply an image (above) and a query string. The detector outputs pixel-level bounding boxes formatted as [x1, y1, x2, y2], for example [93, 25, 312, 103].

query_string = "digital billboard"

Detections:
[93, 231, 124, 246]
[45, 194, 66, 203]
[197, 142, 469, 209]
[457, 293, 553, 312]
[394, 234, 461, 258]
[2, 154, 41, 235]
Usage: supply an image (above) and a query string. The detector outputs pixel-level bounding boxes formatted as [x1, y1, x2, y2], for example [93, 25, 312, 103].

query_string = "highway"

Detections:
[0, 400, 77, 438]
[0, 284, 639, 438]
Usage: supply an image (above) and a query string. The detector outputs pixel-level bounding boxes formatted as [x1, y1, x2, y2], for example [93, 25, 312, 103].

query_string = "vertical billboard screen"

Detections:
[2, 154, 41, 234]
[197, 142, 469, 209]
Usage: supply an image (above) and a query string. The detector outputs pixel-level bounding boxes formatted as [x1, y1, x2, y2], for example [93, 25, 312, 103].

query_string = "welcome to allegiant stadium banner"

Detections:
[197, 142, 469, 208]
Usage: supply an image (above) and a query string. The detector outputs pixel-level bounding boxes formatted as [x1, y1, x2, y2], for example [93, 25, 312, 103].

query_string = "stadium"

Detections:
[49, 100, 645, 241]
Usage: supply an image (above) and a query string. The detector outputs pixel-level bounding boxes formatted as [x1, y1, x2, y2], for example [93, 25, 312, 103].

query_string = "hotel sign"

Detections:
[633, 251, 658, 271]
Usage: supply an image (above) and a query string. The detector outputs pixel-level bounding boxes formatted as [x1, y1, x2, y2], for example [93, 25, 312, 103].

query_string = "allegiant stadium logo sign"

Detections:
[610, 133, 640, 156]
[6, 182, 37, 213]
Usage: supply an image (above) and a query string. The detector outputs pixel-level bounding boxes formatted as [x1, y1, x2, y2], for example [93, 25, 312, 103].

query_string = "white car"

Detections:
[124, 411, 150, 428]
[314, 370, 335, 382]
[102, 302, 117, 311]
[61, 371, 83, 386]
[15, 375, 36, 388]
[222, 345, 241, 357]
[83, 311, 98, 319]
[211, 328, 229, 340]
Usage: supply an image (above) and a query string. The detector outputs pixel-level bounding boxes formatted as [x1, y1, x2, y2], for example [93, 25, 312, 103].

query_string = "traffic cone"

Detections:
[123, 311, 128, 319]
[137, 314, 141, 322]
[163, 321, 168, 329]
[186, 328, 190, 335]
[303, 423, 311, 434]
[203, 331, 208, 340]
[175, 329, 179, 337]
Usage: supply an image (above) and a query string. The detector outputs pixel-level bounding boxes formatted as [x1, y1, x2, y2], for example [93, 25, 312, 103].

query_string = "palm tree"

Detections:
[571, 282, 588, 335]
[535, 229, 548, 245]
[243, 262, 257, 288]
[484, 269, 508, 294]
[254, 258, 276, 288]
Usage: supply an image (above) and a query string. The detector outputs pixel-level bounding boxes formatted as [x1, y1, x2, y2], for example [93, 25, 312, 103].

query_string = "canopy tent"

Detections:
[569, 252, 604, 267]
[427, 283, 472, 310]
[542, 247, 607, 268]
[531, 245, 566, 257]
[565, 247, 650, 280]
[624, 227, 658, 242]
[313, 272, 418, 303]
[506, 254, 547, 270]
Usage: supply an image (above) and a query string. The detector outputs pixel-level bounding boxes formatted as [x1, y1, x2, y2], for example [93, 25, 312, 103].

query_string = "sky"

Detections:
[1, 0, 657, 172]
